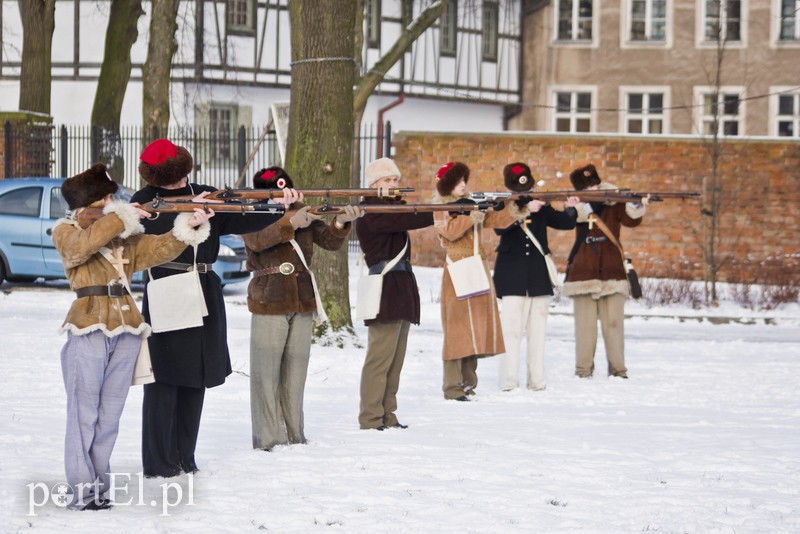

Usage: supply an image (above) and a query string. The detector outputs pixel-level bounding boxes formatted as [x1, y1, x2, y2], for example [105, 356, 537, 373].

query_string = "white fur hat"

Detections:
[365, 157, 401, 186]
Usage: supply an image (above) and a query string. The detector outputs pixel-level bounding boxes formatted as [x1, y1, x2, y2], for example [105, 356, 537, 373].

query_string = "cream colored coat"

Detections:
[433, 194, 524, 361]
[52, 201, 210, 337]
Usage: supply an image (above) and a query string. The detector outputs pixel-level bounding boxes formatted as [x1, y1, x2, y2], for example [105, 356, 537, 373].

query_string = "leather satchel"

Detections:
[446, 223, 491, 300]
[356, 240, 408, 321]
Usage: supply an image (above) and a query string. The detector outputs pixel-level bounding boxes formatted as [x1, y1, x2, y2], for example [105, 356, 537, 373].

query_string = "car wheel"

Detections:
[0, 260, 7, 286]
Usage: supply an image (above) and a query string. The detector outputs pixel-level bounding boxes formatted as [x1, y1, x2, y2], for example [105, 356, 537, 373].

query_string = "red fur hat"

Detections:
[138, 138, 194, 187]
[503, 162, 534, 192]
[436, 161, 469, 196]
[61, 163, 119, 210]
[253, 166, 294, 189]
[570, 163, 602, 191]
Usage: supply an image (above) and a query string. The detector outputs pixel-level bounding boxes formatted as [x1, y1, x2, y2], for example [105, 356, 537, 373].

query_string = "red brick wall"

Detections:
[390, 132, 800, 283]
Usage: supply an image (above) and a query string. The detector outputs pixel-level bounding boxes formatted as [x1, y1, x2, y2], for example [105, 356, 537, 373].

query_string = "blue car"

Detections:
[0, 177, 251, 286]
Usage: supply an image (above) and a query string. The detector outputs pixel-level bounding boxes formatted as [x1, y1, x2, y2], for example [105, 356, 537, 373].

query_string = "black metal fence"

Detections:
[3, 121, 389, 191]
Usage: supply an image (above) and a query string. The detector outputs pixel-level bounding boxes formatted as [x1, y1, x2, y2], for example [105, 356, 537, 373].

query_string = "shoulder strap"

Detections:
[381, 238, 409, 275]
[288, 239, 329, 324]
[520, 223, 546, 258]
[588, 213, 626, 263]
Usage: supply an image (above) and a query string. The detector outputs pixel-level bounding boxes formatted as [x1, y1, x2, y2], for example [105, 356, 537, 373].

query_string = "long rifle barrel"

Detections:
[470, 189, 700, 203]
[308, 202, 496, 216]
[203, 186, 414, 201]
[141, 196, 286, 216]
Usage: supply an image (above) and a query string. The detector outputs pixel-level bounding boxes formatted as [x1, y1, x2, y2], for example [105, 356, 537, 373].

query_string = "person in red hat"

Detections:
[53, 163, 214, 509]
[243, 166, 362, 450]
[562, 163, 647, 379]
[493, 162, 579, 392]
[130, 139, 300, 477]
[431, 161, 525, 401]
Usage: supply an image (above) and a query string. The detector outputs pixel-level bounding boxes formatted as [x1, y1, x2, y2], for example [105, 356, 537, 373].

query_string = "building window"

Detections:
[630, 0, 667, 41]
[367, 0, 381, 48]
[554, 91, 592, 132]
[623, 92, 666, 133]
[558, 0, 593, 41]
[440, 1, 458, 56]
[699, 90, 742, 135]
[482, 2, 499, 61]
[777, 92, 800, 136]
[209, 105, 237, 162]
[703, 0, 741, 42]
[227, 0, 255, 36]
[779, 0, 800, 40]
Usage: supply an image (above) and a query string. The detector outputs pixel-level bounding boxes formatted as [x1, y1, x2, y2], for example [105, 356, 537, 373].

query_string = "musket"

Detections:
[179, 186, 415, 202]
[140, 196, 286, 218]
[307, 202, 498, 216]
[470, 189, 700, 203]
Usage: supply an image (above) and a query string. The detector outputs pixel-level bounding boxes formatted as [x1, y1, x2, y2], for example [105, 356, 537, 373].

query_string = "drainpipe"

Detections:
[376, 94, 405, 158]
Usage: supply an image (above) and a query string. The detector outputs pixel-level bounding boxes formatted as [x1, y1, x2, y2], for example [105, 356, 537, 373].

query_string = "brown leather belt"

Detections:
[75, 282, 129, 298]
[158, 261, 212, 273]
[253, 262, 305, 277]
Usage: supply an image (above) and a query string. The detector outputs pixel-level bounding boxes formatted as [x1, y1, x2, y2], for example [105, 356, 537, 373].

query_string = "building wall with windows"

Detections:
[514, 0, 800, 137]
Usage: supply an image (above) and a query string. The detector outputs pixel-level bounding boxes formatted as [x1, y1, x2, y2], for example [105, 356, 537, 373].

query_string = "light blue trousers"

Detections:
[61, 331, 139, 508]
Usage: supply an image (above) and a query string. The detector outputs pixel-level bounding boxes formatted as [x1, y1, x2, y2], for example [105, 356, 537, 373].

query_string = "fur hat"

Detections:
[503, 162, 534, 192]
[61, 163, 119, 210]
[365, 157, 401, 186]
[436, 161, 469, 197]
[138, 138, 194, 187]
[570, 163, 602, 191]
[253, 166, 294, 189]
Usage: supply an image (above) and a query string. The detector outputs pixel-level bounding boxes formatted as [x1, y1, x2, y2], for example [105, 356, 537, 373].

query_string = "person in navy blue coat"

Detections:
[493, 163, 578, 391]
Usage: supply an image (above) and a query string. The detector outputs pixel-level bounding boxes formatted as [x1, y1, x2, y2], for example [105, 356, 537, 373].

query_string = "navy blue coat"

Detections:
[493, 205, 577, 298]
[131, 183, 282, 388]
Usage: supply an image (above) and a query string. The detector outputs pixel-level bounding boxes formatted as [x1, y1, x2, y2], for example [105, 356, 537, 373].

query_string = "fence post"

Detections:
[150, 125, 159, 144]
[238, 126, 246, 176]
[60, 125, 68, 177]
[383, 121, 392, 158]
[4, 121, 11, 178]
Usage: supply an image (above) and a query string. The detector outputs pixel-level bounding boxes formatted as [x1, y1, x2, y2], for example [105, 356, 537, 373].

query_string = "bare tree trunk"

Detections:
[142, 0, 180, 138]
[17, 0, 56, 114]
[91, 0, 144, 183]
[287, 0, 357, 332]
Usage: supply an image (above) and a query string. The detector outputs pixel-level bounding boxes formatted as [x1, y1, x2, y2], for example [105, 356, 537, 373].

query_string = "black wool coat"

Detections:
[131, 183, 283, 388]
[493, 205, 577, 298]
[356, 196, 434, 326]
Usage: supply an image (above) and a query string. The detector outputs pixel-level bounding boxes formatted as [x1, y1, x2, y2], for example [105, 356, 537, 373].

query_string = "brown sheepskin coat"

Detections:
[433, 193, 524, 361]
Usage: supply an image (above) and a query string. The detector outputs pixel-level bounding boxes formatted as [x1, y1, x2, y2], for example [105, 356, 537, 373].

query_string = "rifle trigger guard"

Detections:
[148, 212, 160, 220]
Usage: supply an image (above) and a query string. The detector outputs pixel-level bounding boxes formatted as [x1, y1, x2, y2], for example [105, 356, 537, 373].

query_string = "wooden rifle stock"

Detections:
[307, 202, 497, 216]
[141, 196, 286, 216]
[471, 189, 700, 204]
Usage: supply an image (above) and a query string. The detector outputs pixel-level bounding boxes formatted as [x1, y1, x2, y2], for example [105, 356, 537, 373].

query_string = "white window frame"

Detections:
[550, 86, 598, 132]
[208, 104, 238, 163]
[367, 0, 382, 49]
[482, 1, 500, 62]
[619, 86, 671, 134]
[772, 0, 800, 46]
[440, 1, 458, 57]
[226, 0, 256, 36]
[769, 87, 800, 137]
[693, 86, 746, 136]
[621, 0, 672, 48]
[553, 0, 600, 48]
[697, 0, 747, 48]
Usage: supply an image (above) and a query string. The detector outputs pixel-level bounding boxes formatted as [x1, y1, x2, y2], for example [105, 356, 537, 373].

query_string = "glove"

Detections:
[469, 210, 486, 224]
[290, 206, 323, 229]
[335, 205, 363, 225]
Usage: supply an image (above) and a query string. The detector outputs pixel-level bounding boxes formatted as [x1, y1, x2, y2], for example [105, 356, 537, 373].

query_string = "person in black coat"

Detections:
[493, 163, 578, 392]
[131, 138, 299, 477]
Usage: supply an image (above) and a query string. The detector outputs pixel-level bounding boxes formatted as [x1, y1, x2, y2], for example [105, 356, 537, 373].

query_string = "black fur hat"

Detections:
[138, 138, 194, 187]
[503, 162, 534, 192]
[61, 163, 119, 210]
[570, 163, 602, 191]
[253, 166, 295, 189]
[436, 161, 470, 197]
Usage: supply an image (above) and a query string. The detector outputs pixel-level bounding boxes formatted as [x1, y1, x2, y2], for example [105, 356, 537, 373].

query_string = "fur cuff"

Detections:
[172, 213, 211, 247]
[104, 201, 144, 238]
[562, 278, 630, 298]
[625, 202, 646, 219]
[575, 203, 594, 223]
[508, 202, 529, 221]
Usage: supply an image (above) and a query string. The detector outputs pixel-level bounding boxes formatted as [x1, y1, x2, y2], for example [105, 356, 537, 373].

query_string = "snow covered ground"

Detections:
[1, 264, 799, 533]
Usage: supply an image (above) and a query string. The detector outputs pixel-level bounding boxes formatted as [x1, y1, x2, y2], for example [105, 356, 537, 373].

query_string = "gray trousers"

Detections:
[250, 312, 313, 450]
[573, 293, 628, 377]
[443, 356, 478, 399]
[359, 320, 410, 429]
[61, 331, 139, 508]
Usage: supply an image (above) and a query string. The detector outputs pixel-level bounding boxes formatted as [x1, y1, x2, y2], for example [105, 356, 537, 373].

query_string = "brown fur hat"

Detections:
[253, 166, 294, 189]
[503, 162, 534, 192]
[436, 161, 469, 196]
[138, 138, 194, 187]
[61, 163, 119, 210]
[570, 163, 602, 191]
